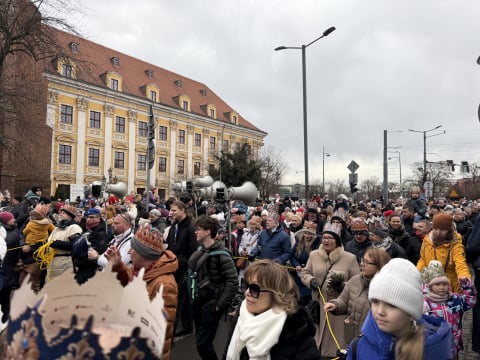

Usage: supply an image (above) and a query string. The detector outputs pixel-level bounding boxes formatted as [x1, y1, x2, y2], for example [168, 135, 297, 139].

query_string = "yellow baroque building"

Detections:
[43, 28, 266, 199]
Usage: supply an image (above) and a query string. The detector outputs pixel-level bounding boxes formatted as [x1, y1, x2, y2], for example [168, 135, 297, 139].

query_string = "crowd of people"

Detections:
[0, 184, 479, 359]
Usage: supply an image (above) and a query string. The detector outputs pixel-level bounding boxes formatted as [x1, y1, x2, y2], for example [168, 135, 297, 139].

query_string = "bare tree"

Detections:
[258, 145, 288, 199]
[410, 162, 454, 199]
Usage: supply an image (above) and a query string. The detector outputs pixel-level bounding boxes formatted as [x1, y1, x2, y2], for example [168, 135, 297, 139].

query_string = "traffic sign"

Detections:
[347, 160, 359, 173]
[424, 181, 433, 198]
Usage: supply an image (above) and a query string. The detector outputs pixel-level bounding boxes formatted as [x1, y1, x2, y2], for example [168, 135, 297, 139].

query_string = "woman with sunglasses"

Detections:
[301, 223, 360, 359]
[323, 248, 391, 343]
[226, 259, 319, 360]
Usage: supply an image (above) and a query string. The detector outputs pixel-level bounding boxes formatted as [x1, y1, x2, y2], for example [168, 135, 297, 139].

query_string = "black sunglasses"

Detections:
[244, 282, 271, 298]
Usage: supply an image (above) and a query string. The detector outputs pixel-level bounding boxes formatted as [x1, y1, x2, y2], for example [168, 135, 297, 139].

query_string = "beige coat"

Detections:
[301, 245, 360, 358]
[329, 273, 371, 343]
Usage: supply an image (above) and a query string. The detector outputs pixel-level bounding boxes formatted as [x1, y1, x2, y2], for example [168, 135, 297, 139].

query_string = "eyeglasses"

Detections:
[244, 282, 271, 299]
[353, 231, 367, 236]
[360, 258, 377, 266]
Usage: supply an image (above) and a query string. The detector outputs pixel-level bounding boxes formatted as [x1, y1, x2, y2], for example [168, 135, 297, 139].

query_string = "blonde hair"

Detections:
[395, 323, 424, 360]
[247, 219, 262, 231]
[244, 259, 298, 315]
[295, 231, 315, 258]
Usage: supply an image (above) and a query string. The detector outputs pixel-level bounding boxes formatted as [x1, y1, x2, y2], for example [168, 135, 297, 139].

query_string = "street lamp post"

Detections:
[408, 126, 445, 183]
[275, 26, 336, 201]
[322, 146, 331, 194]
[388, 150, 402, 197]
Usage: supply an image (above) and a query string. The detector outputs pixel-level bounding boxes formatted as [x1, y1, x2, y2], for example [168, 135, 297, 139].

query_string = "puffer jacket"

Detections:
[188, 241, 238, 310]
[417, 231, 471, 292]
[251, 226, 292, 264]
[347, 310, 455, 360]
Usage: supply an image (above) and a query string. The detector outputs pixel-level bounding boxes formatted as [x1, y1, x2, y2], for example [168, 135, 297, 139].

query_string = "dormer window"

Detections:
[174, 80, 183, 88]
[200, 89, 207, 96]
[182, 100, 189, 111]
[150, 90, 157, 102]
[232, 115, 238, 125]
[145, 69, 154, 78]
[111, 78, 119, 91]
[69, 42, 79, 53]
[62, 63, 72, 78]
[111, 57, 120, 67]
[209, 109, 215, 118]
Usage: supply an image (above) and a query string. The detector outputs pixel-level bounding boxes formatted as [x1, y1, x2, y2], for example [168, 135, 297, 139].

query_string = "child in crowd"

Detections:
[21, 203, 55, 293]
[422, 260, 477, 356]
[347, 258, 455, 360]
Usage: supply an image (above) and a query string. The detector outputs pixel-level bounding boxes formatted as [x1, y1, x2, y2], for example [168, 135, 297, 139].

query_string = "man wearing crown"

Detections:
[105, 224, 178, 360]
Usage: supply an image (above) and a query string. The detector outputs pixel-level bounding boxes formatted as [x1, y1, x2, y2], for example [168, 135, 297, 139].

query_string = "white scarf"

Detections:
[226, 300, 287, 360]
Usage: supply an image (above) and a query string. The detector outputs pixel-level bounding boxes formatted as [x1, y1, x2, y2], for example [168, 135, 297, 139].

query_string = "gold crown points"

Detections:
[135, 224, 164, 251]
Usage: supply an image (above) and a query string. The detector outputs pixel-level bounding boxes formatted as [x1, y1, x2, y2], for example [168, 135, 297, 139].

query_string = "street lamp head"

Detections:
[477, 55, 480, 65]
[323, 26, 336, 37]
[433, 125, 442, 130]
[274, 46, 287, 51]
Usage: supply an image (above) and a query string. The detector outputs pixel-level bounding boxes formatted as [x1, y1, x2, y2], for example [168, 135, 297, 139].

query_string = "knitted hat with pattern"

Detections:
[422, 260, 450, 287]
[350, 217, 368, 232]
[369, 258, 424, 319]
[131, 223, 166, 260]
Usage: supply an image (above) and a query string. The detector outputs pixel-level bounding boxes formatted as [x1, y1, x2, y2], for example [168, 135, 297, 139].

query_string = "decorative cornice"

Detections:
[202, 128, 210, 136]
[76, 97, 89, 111]
[187, 125, 194, 134]
[56, 134, 76, 142]
[169, 120, 177, 130]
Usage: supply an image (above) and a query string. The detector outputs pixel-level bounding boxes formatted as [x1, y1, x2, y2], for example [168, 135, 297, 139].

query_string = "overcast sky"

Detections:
[71, 0, 480, 187]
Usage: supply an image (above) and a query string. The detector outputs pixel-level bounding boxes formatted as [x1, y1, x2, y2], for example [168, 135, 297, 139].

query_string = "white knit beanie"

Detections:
[369, 258, 424, 319]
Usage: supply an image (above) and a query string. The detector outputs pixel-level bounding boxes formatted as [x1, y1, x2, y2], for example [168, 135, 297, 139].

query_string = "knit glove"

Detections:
[326, 270, 345, 296]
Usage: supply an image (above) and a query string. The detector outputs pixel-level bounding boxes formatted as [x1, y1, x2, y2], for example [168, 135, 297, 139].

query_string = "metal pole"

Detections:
[423, 131, 427, 183]
[322, 146, 325, 194]
[302, 45, 309, 201]
[398, 152, 402, 197]
[383, 130, 388, 204]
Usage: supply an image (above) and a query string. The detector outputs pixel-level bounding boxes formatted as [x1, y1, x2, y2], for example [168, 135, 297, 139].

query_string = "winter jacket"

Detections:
[251, 226, 292, 264]
[301, 245, 360, 357]
[406, 197, 427, 218]
[165, 216, 197, 278]
[405, 233, 423, 265]
[329, 274, 371, 343]
[344, 237, 372, 264]
[1, 223, 21, 288]
[113, 250, 178, 360]
[188, 241, 238, 310]
[73, 220, 109, 284]
[417, 232, 471, 292]
[423, 278, 476, 352]
[236, 307, 320, 360]
[466, 216, 480, 268]
[387, 225, 410, 249]
[347, 310, 455, 360]
[22, 218, 55, 245]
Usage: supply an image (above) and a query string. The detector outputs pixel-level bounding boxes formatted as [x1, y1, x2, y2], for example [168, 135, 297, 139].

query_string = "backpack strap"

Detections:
[351, 334, 362, 360]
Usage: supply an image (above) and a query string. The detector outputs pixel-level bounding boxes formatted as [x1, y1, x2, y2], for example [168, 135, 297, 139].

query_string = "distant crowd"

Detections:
[0, 184, 478, 359]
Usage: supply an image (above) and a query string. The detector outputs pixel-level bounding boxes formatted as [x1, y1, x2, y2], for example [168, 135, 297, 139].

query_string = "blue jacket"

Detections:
[347, 310, 454, 360]
[251, 226, 291, 264]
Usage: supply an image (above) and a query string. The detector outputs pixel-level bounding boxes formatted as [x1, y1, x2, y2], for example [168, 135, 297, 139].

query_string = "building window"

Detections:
[114, 151, 125, 169]
[137, 154, 146, 170]
[194, 162, 201, 176]
[111, 79, 119, 91]
[208, 164, 216, 174]
[90, 111, 101, 129]
[115, 116, 125, 133]
[235, 142, 241, 151]
[111, 57, 120, 67]
[159, 126, 167, 141]
[59, 144, 72, 164]
[194, 133, 201, 147]
[138, 121, 148, 137]
[70, 42, 79, 53]
[232, 115, 237, 124]
[182, 100, 188, 111]
[60, 104, 73, 124]
[209, 109, 215, 118]
[222, 139, 229, 151]
[62, 64, 72, 78]
[210, 136, 216, 150]
[158, 157, 167, 172]
[150, 90, 157, 102]
[178, 129, 186, 144]
[88, 148, 100, 167]
[177, 159, 185, 174]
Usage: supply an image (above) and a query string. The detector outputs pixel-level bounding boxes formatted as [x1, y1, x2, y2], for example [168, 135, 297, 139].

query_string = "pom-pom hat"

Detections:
[369, 258, 424, 319]
[0, 211, 14, 224]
